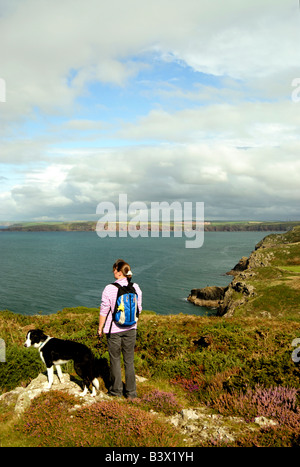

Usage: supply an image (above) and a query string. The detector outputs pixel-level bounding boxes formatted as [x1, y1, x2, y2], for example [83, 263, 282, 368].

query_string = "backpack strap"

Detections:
[112, 282, 137, 294]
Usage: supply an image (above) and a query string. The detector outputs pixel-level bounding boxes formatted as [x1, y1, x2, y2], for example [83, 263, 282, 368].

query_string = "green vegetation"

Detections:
[229, 227, 300, 319]
[15, 391, 184, 447]
[280, 266, 300, 273]
[208, 220, 300, 231]
[0, 306, 299, 446]
[1, 226, 300, 447]
[2, 221, 96, 231]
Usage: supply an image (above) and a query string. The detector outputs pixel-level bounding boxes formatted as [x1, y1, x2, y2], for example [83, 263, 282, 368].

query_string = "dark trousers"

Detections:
[106, 329, 137, 398]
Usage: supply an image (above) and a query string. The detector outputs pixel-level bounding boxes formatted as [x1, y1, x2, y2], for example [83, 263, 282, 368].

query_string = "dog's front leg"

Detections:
[55, 364, 64, 383]
[46, 366, 54, 389]
[80, 386, 88, 397]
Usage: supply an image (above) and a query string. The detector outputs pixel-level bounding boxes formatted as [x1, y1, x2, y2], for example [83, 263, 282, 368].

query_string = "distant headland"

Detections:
[1, 220, 300, 232]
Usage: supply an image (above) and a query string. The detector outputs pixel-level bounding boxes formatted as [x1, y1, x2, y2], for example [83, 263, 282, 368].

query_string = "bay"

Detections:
[0, 230, 276, 316]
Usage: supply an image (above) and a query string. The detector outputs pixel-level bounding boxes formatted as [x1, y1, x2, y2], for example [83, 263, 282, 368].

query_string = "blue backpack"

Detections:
[111, 282, 140, 327]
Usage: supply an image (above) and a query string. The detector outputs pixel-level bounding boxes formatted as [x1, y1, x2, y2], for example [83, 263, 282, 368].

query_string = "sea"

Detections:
[0, 230, 278, 317]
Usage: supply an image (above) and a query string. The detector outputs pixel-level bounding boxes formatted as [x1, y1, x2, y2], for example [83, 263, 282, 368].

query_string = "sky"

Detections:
[1, 0, 300, 222]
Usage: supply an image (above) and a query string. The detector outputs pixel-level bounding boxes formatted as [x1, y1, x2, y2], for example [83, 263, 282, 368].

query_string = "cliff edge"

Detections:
[188, 226, 300, 318]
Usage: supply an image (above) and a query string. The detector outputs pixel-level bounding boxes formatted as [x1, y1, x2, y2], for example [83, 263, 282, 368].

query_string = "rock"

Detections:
[227, 256, 249, 276]
[167, 406, 256, 445]
[0, 387, 24, 406]
[188, 280, 255, 315]
[187, 286, 227, 308]
[181, 408, 199, 421]
[14, 373, 85, 415]
[254, 416, 278, 428]
[0, 373, 110, 416]
[135, 375, 148, 383]
[2, 372, 148, 416]
[232, 281, 255, 296]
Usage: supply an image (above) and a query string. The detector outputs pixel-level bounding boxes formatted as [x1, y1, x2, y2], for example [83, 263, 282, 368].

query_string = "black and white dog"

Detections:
[24, 329, 99, 397]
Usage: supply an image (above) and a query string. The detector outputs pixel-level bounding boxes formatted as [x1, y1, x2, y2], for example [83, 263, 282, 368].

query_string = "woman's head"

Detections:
[113, 259, 132, 281]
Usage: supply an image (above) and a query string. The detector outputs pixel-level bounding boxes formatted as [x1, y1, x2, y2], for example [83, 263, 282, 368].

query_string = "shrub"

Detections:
[133, 389, 183, 415]
[209, 426, 300, 447]
[17, 391, 79, 446]
[18, 391, 185, 447]
[171, 366, 205, 398]
[74, 401, 184, 447]
[0, 345, 44, 393]
[239, 353, 300, 389]
[206, 385, 300, 447]
[211, 385, 300, 427]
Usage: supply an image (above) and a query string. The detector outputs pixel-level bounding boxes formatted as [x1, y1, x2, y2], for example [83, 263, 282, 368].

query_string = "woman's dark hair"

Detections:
[113, 259, 132, 282]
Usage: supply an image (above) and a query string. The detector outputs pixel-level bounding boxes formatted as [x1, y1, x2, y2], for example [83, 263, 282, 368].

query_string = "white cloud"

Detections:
[2, 0, 299, 118]
[1, 138, 298, 221]
[118, 99, 300, 147]
[0, 0, 300, 221]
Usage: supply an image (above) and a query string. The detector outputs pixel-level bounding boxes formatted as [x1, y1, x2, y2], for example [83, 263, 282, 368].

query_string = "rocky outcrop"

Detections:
[188, 232, 277, 316]
[226, 256, 249, 276]
[218, 278, 256, 317]
[188, 279, 255, 317]
[0, 373, 111, 415]
[0, 372, 150, 416]
[168, 406, 258, 444]
[187, 286, 228, 308]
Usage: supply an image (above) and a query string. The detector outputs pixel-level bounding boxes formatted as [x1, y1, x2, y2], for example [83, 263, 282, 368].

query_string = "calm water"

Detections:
[0, 231, 275, 316]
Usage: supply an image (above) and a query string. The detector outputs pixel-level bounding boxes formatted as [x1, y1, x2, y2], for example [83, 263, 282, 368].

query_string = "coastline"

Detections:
[187, 226, 300, 318]
[1, 220, 300, 232]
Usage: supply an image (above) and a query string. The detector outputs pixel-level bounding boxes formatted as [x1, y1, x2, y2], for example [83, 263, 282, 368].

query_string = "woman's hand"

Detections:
[98, 314, 106, 338]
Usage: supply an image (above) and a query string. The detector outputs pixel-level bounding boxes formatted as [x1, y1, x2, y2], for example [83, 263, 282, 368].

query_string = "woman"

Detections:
[98, 259, 142, 399]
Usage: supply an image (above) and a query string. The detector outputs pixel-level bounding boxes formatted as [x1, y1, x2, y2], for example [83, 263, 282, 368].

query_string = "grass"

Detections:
[1, 227, 300, 446]
[280, 266, 300, 273]
[0, 307, 300, 446]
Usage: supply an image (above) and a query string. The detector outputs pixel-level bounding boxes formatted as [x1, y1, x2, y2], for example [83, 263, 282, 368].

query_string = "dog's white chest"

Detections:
[53, 359, 69, 365]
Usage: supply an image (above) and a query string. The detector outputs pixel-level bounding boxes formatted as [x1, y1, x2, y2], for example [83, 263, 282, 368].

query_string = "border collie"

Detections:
[24, 329, 99, 397]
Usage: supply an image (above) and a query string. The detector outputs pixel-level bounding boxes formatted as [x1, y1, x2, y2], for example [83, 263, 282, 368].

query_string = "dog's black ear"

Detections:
[36, 329, 48, 339]
[26, 329, 35, 340]
[30, 329, 48, 343]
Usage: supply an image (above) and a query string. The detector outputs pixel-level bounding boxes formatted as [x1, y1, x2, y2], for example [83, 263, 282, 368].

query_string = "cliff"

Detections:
[188, 226, 300, 318]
